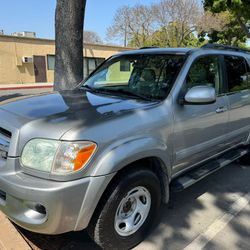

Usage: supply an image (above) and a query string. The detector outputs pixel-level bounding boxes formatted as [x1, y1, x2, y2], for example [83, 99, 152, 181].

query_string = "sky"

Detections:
[0, 0, 158, 43]
[0, 0, 248, 46]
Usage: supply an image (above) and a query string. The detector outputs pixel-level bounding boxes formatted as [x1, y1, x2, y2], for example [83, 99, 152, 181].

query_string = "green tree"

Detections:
[204, 0, 250, 43]
[108, 0, 229, 48]
[138, 22, 206, 48]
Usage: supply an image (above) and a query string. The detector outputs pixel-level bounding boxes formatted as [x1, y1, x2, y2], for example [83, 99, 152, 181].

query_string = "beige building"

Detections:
[0, 35, 133, 85]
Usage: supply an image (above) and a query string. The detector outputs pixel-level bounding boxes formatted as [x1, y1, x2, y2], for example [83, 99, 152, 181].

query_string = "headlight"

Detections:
[53, 141, 97, 174]
[21, 139, 97, 174]
[21, 139, 60, 172]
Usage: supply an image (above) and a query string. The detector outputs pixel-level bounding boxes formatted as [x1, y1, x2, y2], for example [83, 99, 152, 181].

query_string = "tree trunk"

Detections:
[54, 0, 86, 91]
[236, 14, 250, 39]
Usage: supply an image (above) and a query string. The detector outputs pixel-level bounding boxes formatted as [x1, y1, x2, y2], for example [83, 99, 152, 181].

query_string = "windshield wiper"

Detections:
[81, 85, 156, 102]
[81, 85, 100, 93]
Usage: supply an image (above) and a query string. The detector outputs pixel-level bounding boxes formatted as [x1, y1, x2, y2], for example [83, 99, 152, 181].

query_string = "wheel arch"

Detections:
[93, 156, 170, 223]
[112, 157, 170, 204]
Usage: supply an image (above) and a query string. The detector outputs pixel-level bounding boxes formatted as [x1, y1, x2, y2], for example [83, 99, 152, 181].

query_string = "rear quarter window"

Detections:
[246, 58, 250, 86]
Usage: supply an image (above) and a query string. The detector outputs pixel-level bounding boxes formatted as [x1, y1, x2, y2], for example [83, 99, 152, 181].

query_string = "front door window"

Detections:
[186, 56, 222, 95]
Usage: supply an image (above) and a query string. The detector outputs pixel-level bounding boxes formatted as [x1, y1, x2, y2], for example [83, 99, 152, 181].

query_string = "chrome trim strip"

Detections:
[245, 132, 250, 145]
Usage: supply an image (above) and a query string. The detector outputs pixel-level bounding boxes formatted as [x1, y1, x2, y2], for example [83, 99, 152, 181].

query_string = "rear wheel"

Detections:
[88, 169, 161, 250]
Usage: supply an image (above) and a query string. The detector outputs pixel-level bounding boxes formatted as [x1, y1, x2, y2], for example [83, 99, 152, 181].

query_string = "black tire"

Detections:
[87, 169, 161, 250]
[239, 149, 250, 165]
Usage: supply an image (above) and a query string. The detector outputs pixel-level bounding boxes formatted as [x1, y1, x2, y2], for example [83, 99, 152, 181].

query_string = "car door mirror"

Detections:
[184, 86, 216, 104]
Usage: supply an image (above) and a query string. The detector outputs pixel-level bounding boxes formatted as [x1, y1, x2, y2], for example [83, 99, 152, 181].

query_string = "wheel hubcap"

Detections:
[114, 186, 151, 236]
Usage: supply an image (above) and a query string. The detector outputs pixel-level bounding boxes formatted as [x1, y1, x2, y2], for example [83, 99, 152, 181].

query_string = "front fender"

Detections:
[91, 137, 172, 177]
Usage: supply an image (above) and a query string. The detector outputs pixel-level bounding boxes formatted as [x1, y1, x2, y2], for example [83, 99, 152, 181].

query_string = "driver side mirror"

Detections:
[183, 86, 216, 104]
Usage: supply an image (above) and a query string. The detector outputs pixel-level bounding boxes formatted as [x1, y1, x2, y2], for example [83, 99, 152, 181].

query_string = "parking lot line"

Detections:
[183, 191, 250, 250]
[0, 239, 7, 250]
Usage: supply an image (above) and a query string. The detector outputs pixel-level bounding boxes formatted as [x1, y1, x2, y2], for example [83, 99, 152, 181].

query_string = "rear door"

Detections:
[224, 55, 250, 146]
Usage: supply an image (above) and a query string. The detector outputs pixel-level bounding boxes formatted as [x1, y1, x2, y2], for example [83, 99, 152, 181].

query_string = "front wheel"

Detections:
[88, 169, 161, 250]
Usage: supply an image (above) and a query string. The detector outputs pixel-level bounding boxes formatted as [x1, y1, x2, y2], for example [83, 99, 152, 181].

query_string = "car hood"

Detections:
[0, 89, 156, 141]
[0, 89, 155, 119]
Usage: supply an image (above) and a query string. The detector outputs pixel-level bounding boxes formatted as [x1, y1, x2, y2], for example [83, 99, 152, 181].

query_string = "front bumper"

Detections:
[0, 158, 114, 234]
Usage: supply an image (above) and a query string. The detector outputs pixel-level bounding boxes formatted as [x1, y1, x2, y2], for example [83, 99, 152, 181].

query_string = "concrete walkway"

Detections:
[0, 212, 31, 250]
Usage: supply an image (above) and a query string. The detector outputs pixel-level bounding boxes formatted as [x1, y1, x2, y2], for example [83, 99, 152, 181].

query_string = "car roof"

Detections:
[114, 46, 250, 59]
[115, 48, 195, 56]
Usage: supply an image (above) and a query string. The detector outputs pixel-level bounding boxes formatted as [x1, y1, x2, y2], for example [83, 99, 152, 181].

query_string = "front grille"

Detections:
[0, 190, 6, 201]
[0, 127, 11, 160]
[0, 127, 11, 139]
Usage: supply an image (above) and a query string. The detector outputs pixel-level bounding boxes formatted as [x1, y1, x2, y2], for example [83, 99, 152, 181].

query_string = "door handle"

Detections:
[216, 107, 227, 113]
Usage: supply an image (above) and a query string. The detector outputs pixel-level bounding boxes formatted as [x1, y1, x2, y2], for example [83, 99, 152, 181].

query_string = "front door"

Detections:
[173, 55, 230, 174]
[34, 56, 47, 83]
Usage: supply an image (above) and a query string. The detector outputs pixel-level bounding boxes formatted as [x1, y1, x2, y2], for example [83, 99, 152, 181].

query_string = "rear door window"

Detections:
[246, 60, 250, 86]
[224, 56, 249, 93]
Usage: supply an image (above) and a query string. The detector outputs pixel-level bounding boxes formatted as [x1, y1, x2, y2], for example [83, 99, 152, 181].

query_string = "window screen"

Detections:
[47, 55, 55, 70]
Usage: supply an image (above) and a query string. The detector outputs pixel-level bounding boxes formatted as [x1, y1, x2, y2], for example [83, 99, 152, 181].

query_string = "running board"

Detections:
[171, 148, 249, 192]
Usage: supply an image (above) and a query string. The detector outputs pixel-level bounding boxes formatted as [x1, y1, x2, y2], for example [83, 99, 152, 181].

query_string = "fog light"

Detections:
[35, 203, 46, 215]
[24, 202, 47, 221]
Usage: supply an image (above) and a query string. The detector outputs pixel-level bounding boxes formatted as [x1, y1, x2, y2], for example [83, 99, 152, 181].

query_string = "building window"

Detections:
[84, 57, 105, 78]
[47, 55, 55, 70]
[120, 60, 131, 72]
[88, 58, 97, 74]
[47, 55, 105, 77]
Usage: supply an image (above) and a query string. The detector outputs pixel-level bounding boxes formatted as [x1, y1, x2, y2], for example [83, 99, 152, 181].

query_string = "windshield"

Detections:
[82, 54, 185, 101]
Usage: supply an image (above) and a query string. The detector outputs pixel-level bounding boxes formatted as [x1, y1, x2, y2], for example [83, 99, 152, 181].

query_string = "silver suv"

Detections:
[0, 44, 250, 249]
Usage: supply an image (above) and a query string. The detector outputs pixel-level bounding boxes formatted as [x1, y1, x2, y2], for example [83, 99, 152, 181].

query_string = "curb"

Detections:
[0, 212, 31, 250]
[0, 85, 53, 91]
